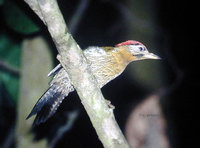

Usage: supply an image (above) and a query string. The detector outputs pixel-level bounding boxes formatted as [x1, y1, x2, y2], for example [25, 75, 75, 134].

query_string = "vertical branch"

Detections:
[15, 37, 51, 148]
[24, 0, 129, 148]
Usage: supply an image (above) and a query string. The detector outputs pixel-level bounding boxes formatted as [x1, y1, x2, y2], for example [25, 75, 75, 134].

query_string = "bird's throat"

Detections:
[113, 46, 135, 66]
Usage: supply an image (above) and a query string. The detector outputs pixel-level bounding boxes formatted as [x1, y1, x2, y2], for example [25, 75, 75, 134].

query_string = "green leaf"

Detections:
[0, 34, 21, 103]
[2, 0, 40, 34]
[0, 72, 19, 103]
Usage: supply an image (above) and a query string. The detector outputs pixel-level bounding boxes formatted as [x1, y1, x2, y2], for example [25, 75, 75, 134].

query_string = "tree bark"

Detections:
[24, 0, 129, 147]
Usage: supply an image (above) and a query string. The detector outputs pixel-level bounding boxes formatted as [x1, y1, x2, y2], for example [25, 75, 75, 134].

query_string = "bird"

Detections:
[26, 40, 161, 126]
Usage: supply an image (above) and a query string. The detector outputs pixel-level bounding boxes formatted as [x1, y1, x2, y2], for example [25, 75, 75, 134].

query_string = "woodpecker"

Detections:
[26, 40, 160, 125]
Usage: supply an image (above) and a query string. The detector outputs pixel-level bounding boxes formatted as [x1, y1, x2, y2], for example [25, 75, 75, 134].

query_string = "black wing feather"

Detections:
[26, 67, 74, 126]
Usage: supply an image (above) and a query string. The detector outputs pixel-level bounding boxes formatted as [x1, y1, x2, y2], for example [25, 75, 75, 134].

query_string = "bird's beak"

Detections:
[142, 53, 161, 60]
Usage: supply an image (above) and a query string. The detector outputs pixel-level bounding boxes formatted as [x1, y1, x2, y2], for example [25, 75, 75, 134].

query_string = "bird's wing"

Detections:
[26, 68, 74, 126]
[47, 64, 62, 77]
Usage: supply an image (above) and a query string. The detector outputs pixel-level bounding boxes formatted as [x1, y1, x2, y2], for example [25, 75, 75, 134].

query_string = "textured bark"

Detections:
[24, 0, 129, 147]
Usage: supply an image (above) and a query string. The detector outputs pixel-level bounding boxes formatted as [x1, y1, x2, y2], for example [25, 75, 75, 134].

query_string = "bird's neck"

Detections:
[112, 46, 135, 66]
[83, 46, 134, 87]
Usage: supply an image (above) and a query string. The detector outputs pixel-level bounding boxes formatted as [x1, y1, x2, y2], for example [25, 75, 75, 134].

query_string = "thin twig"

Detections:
[68, 0, 90, 35]
[0, 60, 20, 77]
[50, 110, 79, 148]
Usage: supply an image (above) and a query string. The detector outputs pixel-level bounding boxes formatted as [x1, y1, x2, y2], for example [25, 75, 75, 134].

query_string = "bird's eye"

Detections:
[139, 47, 145, 51]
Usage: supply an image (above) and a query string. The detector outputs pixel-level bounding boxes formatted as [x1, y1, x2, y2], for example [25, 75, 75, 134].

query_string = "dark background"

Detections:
[0, 0, 197, 148]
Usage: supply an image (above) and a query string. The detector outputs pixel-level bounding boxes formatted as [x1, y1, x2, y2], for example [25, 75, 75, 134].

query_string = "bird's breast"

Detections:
[85, 52, 127, 88]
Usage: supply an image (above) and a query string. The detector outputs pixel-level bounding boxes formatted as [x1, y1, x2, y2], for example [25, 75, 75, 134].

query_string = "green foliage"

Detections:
[2, 0, 40, 34]
[0, 34, 21, 103]
[0, 0, 4, 5]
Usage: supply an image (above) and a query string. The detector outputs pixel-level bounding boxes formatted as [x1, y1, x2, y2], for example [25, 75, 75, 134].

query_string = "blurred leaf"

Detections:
[0, 0, 4, 5]
[128, 61, 164, 91]
[0, 34, 21, 103]
[0, 72, 19, 103]
[2, 0, 40, 34]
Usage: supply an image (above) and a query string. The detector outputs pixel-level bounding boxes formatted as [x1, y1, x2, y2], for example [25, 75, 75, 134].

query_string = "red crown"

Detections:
[115, 40, 144, 47]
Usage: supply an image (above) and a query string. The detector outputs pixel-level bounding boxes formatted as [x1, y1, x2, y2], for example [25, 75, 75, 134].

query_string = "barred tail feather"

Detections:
[26, 86, 56, 120]
[33, 92, 65, 126]
[26, 85, 66, 126]
[26, 67, 74, 126]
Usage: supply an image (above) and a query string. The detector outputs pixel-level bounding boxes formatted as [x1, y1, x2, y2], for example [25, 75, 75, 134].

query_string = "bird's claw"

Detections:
[105, 99, 115, 109]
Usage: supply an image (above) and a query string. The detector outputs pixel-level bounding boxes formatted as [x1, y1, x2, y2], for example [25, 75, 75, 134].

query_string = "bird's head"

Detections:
[115, 40, 161, 61]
